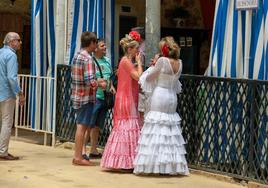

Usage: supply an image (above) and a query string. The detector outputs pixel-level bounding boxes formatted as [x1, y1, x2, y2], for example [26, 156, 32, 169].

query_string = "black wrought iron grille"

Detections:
[56, 65, 267, 184]
[56, 64, 114, 144]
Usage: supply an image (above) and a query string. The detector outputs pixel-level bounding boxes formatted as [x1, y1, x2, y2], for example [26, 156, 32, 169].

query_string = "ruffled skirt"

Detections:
[133, 111, 189, 175]
[100, 118, 140, 169]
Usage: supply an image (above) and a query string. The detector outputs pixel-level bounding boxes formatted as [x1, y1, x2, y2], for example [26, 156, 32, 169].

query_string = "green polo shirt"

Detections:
[95, 56, 113, 100]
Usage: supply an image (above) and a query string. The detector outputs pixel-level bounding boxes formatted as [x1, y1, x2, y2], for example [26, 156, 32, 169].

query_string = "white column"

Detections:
[145, 0, 161, 67]
[52, 0, 68, 146]
[55, 0, 67, 65]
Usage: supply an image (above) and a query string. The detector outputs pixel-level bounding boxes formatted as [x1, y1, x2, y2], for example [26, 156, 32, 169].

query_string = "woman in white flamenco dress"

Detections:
[133, 37, 189, 175]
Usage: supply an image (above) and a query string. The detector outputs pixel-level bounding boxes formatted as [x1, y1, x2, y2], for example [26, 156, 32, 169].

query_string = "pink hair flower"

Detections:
[161, 44, 169, 57]
[129, 31, 141, 42]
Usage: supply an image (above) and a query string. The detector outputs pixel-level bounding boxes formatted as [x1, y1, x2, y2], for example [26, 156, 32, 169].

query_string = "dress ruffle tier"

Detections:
[133, 111, 189, 175]
[100, 118, 140, 169]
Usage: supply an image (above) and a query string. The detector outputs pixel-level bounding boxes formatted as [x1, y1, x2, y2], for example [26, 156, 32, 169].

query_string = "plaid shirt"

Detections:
[71, 50, 96, 109]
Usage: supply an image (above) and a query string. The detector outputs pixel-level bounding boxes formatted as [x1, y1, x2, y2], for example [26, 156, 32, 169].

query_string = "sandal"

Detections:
[89, 153, 102, 159]
[72, 159, 94, 166]
[82, 154, 90, 161]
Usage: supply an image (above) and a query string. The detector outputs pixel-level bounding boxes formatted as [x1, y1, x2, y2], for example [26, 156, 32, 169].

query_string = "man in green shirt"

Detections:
[82, 39, 115, 159]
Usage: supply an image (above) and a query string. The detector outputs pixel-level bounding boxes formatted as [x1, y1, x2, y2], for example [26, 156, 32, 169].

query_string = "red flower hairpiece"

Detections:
[161, 44, 169, 57]
[129, 31, 141, 42]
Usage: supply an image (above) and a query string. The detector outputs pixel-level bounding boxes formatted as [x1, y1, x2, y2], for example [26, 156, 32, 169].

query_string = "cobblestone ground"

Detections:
[0, 140, 247, 188]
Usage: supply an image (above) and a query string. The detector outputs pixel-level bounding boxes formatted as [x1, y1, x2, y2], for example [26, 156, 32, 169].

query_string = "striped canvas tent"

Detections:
[30, 0, 56, 133]
[65, 0, 115, 66]
[203, 0, 268, 167]
[30, 0, 114, 136]
[208, 0, 267, 80]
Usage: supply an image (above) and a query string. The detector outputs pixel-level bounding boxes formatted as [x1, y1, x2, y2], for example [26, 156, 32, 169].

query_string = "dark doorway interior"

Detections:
[119, 16, 137, 60]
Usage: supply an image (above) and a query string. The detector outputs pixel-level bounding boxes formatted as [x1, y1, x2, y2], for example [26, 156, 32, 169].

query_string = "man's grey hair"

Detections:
[3, 32, 18, 45]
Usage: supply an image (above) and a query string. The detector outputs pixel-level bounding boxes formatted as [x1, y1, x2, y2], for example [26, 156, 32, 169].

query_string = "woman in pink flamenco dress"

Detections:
[101, 31, 143, 170]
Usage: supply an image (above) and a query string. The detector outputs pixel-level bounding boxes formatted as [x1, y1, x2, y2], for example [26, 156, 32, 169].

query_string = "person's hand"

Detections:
[97, 78, 107, 90]
[19, 94, 25, 106]
[91, 81, 98, 91]
[150, 53, 160, 66]
[110, 86, 116, 95]
[135, 53, 142, 65]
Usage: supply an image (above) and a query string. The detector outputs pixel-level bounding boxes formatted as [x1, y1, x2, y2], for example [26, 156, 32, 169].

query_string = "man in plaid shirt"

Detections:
[71, 32, 106, 166]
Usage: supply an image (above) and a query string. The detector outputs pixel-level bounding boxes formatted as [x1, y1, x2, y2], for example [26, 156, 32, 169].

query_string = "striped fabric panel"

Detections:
[30, 0, 115, 132]
[208, 0, 267, 80]
[67, 0, 114, 66]
[30, 0, 56, 131]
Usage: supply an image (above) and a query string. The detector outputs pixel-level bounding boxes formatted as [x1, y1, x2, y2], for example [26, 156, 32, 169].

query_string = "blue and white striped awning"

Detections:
[208, 0, 268, 80]
[65, 0, 115, 66]
[30, 0, 114, 133]
[204, 0, 268, 167]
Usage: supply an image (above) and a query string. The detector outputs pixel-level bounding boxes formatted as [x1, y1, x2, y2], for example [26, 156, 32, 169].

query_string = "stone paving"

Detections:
[0, 140, 247, 188]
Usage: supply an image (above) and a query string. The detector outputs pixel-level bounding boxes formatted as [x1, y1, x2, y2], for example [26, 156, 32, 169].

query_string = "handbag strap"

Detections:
[92, 56, 110, 95]
[92, 56, 104, 78]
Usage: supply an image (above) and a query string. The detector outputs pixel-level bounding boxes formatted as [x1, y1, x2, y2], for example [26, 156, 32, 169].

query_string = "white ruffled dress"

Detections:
[133, 57, 189, 175]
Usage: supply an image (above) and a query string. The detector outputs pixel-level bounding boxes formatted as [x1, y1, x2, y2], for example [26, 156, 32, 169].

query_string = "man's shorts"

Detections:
[89, 99, 108, 130]
[76, 102, 94, 126]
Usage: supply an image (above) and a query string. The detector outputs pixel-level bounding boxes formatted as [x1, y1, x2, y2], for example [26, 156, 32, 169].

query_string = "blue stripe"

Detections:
[265, 0, 268, 80]
[241, 11, 246, 70]
[48, 0, 55, 77]
[39, 0, 44, 76]
[98, 0, 103, 38]
[30, 0, 35, 75]
[30, 78, 36, 129]
[89, 0, 95, 31]
[69, 0, 80, 64]
[34, 0, 42, 16]
[83, 0, 88, 32]
[217, 0, 228, 76]
[231, 2, 238, 77]
[263, 0, 268, 80]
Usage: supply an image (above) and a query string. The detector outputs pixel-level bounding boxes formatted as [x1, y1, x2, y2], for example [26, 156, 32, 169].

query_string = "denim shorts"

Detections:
[76, 102, 94, 126]
[89, 99, 108, 130]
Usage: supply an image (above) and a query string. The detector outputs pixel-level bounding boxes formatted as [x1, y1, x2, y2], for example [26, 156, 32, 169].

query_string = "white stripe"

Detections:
[243, 11, 252, 78]
[264, 11, 268, 79]
[92, 0, 97, 32]
[35, 11, 41, 75]
[236, 12, 243, 78]
[253, 19, 264, 79]
[208, 0, 220, 76]
[87, 0, 90, 30]
[224, 1, 234, 77]
[65, 0, 75, 64]
[47, 1, 52, 78]
[212, 44, 218, 76]
[105, 0, 112, 60]
[75, 1, 84, 54]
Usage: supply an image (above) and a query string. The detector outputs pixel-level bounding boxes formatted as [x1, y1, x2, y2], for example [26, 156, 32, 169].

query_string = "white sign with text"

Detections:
[236, 0, 258, 10]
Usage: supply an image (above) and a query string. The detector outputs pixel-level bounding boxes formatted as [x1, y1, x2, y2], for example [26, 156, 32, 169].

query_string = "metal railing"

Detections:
[15, 74, 56, 145]
[56, 64, 267, 184]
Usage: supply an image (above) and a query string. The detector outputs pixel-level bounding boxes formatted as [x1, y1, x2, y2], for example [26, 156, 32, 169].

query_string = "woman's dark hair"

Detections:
[81, 32, 97, 48]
